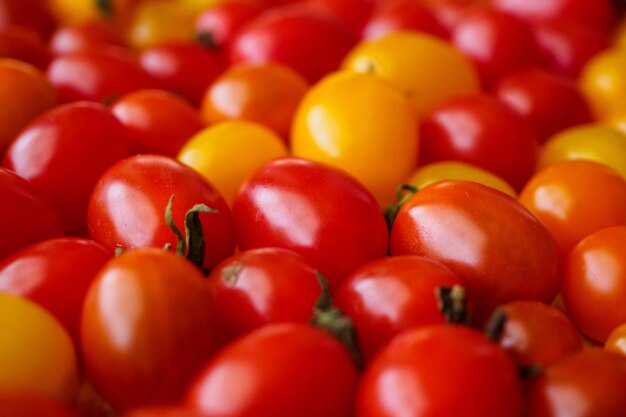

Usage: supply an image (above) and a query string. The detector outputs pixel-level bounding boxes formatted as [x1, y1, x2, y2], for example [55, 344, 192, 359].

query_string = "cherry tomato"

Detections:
[88, 154, 236, 271]
[579, 46, 626, 119]
[358, 325, 522, 417]
[419, 94, 539, 191]
[177, 120, 288, 205]
[232, 157, 388, 289]
[123, 408, 212, 417]
[0, 391, 77, 417]
[362, 0, 447, 40]
[526, 349, 626, 417]
[0, 26, 49, 69]
[49, 20, 123, 56]
[605, 323, 626, 357]
[291, 71, 417, 205]
[302, 0, 373, 35]
[195, 1, 265, 48]
[335, 255, 464, 361]
[47, 0, 134, 28]
[111, 89, 206, 157]
[126, 1, 197, 49]
[519, 160, 626, 258]
[390, 180, 560, 323]
[2, 102, 132, 235]
[186, 323, 359, 417]
[0, 0, 54, 37]
[81, 248, 225, 412]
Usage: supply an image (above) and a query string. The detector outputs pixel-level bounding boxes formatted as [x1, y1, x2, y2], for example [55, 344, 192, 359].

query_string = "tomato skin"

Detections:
[390, 180, 560, 323]
[81, 248, 225, 412]
[605, 323, 626, 357]
[123, 408, 211, 417]
[232, 157, 388, 289]
[49, 20, 123, 56]
[579, 46, 626, 120]
[0, 391, 77, 417]
[195, 1, 265, 48]
[208, 248, 321, 339]
[0, 26, 49, 69]
[302, 0, 373, 35]
[335, 255, 464, 362]
[358, 325, 522, 417]
[88, 154, 236, 271]
[186, 323, 359, 417]
[362, 0, 446, 40]
[0, 0, 54, 37]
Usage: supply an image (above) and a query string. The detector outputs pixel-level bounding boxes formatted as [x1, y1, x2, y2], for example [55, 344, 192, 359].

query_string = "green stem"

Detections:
[384, 184, 418, 231]
[436, 285, 471, 326]
[165, 195, 185, 255]
[184, 203, 217, 270]
[96, 0, 114, 19]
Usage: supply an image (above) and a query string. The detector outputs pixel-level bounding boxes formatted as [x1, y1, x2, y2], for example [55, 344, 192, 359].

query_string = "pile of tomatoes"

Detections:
[4, 0, 626, 415]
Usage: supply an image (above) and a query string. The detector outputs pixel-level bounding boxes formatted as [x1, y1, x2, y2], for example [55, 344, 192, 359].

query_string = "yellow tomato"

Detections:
[605, 323, 626, 356]
[537, 124, 626, 179]
[47, 0, 134, 27]
[579, 47, 626, 120]
[341, 31, 480, 118]
[0, 293, 78, 403]
[177, 120, 288, 204]
[127, 1, 197, 49]
[291, 71, 418, 205]
[407, 161, 517, 197]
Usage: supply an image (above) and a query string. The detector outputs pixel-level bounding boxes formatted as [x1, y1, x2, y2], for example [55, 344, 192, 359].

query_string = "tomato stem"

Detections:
[484, 307, 507, 342]
[96, 0, 114, 19]
[436, 285, 471, 326]
[165, 195, 186, 255]
[384, 184, 418, 231]
[518, 363, 543, 380]
[195, 31, 220, 51]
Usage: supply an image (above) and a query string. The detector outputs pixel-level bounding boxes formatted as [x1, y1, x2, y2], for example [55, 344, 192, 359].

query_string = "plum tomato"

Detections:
[361, 0, 447, 40]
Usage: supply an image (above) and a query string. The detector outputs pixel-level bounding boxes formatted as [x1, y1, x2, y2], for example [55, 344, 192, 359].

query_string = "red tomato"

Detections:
[492, 68, 592, 142]
[88, 154, 236, 271]
[358, 325, 522, 417]
[123, 408, 211, 417]
[81, 248, 225, 412]
[195, 1, 265, 48]
[419, 94, 539, 191]
[0, 391, 77, 417]
[0, 237, 110, 342]
[0, 0, 54, 37]
[0, 25, 49, 69]
[49, 20, 123, 56]
[0, 168, 63, 261]
[186, 323, 359, 417]
[361, 0, 447, 40]
[301, 0, 374, 35]
[232, 157, 388, 289]
[229, 5, 357, 82]
[2, 102, 132, 235]
[335, 255, 464, 361]
[390, 180, 560, 323]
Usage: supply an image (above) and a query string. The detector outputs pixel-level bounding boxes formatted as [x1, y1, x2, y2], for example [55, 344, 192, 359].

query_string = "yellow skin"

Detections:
[126, 1, 199, 49]
[0, 293, 78, 403]
[291, 70, 418, 206]
[342, 31, 480, 119]
[579, 47, 626, 120]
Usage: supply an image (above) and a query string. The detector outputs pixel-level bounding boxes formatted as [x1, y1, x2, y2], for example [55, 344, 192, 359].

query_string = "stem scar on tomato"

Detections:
[384, 183, 418, 231]
[436, 285, 471, 326]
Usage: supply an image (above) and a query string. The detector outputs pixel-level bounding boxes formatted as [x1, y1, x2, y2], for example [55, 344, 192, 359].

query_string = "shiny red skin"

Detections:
[231, 157, 388, 290]
[88, 154, 236, 271]
[47, 48, 155, 103]
[0, 168, 63, 262]
[361, 0, 447, 40]
[335, 255, 464, 362]
[208, 247, 321, 339]
[123, 408, 212, 417]
[390, 180, 560, 323]
[301, 0, 374, 36]
[195, 1, 265, 48]
[186, 323, 359, 417]
[451, 8, 543, 86]
[0, 237, 111, 342]
[526, 349, 626, 417]
[139, 42, 226, 107]
[111, 89, 205, 157]
[2, 102, 132, 235]
[358, 325, 522, 417]
[229, 6, 357, 82]
[492, 68, 592, 142]
[419, 94, 539, 191]
[49, 21, 123, 56]
[0, 0, 54, 37]
[0, 25, 49, 69]
[0, 391, 77, 417]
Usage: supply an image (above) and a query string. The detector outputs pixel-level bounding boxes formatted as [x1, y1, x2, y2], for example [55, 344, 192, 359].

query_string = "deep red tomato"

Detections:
[49, 20, 123, 56]
[88, 154, 236, 272]
[123, 408, 211, 417]
[0, 390, 77, 417]
[231, 157, 388, 290]
[81, 248, 225, 412]
[335, 255, 464, 361]
[0, 237, 111, 342]
[195, 1, 265, 48]
[358, 325, 522, 417]
[301, 0, 374, 35]
[390, 180, 560, 323]
[361, 0, 446, 40]
[0, 25, 49, 69]
[0, 167, 63, 261]
[492, 68, 592, 142]
[526, 349, 626, 417]
[0, 0, 54, 37]
[186, 323, 359, 417]
[2, 102, 132, 235]
[419, 94, 539, 191]
[229, 5, 357, 82]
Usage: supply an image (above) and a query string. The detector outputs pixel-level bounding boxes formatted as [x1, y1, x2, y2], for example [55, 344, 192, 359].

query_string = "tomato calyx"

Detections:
[96, 0, 115, 19]
[195, 32, 220, 51]
[436, 285, 471, 326]
[384, 183, 418, 231]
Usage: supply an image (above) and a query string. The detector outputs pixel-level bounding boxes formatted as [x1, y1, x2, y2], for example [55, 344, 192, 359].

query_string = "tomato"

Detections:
[291, 71, 417, 205]
[580, 46, 626, 119]
[111, 89, 206, 157]
[519, 161, 626, 258]
[390, 180, 560, 323]
[0, 391, 77, 417]
[493, 68, 592, 142]
[2, 102, 132, 235]
[335, 255, 465, 361]
[232, 157, 388, 289]
[186, 323, 359, 417]
[342, 31, 479, 118]
[302, 0, 373, 35]
[605, 323, 626, 357]
[0, 59, 56, 156]
[0, 293, 78, 403]
[405, 161, 517, 197]
[0, 0, 54, 37]
[126, 1, 197, 49]
[177, 120, 288, 205]
[0, 237, 111, 343]
[496, 300, 582, 368]
[123, 408, 212, 417]
[419, 94, 539, 191]
[0, 26, 49, 69]
[361, 0, 447, 40]
[229, 5, 357, 83]
[357, 325, 522, 417]
[88, 154, 236, 271]
[195, 1, 266, 48]
[49, 20, 123, 56]
[526, 349, 626, 417]
[81, 248, 225, 412]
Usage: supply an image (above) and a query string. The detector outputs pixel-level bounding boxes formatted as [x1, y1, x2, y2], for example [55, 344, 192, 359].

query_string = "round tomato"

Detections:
[126, 1, 197, 49]
[0, 391, 77, 417]
[49, 20, 123, 56]
[123, 408, 212, 417]
[361, 0, 446, 40]
[0, 0, 54, 37]
[579, 46, 626, 119]
[195, 1, 264, 48]
[0, 26, 49, 69]
[605, 323, 626, 357]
